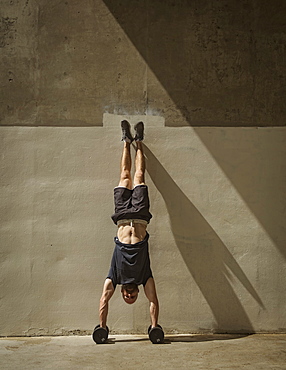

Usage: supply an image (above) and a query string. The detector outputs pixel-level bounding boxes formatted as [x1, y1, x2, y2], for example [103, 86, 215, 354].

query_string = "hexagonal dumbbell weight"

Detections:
[92, 325, 109, 344]
[148, 324, 164, 344]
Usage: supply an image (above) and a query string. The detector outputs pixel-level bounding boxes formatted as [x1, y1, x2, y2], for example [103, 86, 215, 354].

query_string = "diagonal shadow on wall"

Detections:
[145, 145, 264, 332]
[102, 0, 286, 259]
[193, 128, 286, 260]
[102, 0, 286, 127]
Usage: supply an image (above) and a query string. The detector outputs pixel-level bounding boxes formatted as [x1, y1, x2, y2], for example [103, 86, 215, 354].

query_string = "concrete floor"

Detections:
[1, 334, 286, 369]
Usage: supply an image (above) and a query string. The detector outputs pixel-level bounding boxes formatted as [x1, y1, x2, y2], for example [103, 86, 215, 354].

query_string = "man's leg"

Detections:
[134, 140, 145, 186]
[132, 123, 152, 230]
[118, 141, 132, 189]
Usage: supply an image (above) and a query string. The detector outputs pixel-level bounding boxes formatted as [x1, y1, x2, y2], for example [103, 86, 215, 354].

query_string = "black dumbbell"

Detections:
[92, 325, 109, 344]
[148, 324, 164, 344]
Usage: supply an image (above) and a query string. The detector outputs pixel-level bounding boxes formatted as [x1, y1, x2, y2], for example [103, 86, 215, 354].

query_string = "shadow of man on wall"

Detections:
[144, 145, 264, 333]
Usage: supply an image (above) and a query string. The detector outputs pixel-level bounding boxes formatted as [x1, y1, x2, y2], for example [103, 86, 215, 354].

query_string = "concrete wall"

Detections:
[0, 0, 285, 335]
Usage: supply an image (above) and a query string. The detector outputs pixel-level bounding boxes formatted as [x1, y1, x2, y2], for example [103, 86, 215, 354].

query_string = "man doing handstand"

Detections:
[98, 120, 160, 333]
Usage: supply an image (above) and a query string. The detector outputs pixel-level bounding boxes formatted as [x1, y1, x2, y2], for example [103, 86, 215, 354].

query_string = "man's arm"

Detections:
[99, 278, 115, 328]
[144, 277, 159, 327]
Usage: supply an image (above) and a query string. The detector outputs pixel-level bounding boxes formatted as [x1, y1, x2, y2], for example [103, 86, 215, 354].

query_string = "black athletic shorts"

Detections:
[111, 185, 153, 225]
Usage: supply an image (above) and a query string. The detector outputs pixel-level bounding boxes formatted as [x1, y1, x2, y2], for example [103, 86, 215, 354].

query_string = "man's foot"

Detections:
[134, 121, 144, 141]
[121, 120, 134, 143]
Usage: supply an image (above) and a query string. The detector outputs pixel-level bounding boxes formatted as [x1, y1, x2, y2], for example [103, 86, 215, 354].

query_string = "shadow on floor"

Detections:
[164, 333, 250, 343]
[107, 333, 250, 344]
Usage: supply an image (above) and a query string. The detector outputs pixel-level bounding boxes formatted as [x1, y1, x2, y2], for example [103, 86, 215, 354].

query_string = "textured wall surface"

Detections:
[0, 0, 286, 335]
[1, 0, 286, 127]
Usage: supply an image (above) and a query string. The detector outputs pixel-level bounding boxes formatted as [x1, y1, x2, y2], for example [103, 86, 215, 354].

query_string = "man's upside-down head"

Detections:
[121, 283, 139, 304]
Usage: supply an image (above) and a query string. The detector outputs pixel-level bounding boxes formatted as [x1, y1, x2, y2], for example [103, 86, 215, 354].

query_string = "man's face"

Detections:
[121, 288, 139, 304]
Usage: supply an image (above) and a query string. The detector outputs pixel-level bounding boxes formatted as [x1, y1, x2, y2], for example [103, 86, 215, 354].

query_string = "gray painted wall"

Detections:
[0, 0, 285, 335]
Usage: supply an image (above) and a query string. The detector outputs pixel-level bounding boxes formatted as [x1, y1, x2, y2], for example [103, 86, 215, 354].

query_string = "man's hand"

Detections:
[99, 278, 115, 328]
[144, 277, 159, 327]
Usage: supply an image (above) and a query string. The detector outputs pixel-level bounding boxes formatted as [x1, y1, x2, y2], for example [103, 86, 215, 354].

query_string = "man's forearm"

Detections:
[99, 298, 109, 328]
[150, 300, 159, 327]
[98, 278, 114, 328]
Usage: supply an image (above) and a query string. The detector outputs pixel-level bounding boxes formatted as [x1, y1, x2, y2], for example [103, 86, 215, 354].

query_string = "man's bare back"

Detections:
[117, 220, 147, 244]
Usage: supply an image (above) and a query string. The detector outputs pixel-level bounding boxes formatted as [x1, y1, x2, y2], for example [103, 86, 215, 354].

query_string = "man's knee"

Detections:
[119, 171, 132, 188]
[134, 170, 145, 186]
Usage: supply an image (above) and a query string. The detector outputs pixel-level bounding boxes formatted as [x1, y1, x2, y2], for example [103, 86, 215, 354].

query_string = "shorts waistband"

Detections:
[117, 219, 148, 227]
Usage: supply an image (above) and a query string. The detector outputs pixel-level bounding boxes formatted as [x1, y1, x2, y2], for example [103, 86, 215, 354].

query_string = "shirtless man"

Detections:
[98, 120, 160, 333]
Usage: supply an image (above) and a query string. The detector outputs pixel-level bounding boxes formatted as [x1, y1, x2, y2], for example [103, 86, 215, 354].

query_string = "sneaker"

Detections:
[134, 121, 144, 141]
[121, 120, 134, 142]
